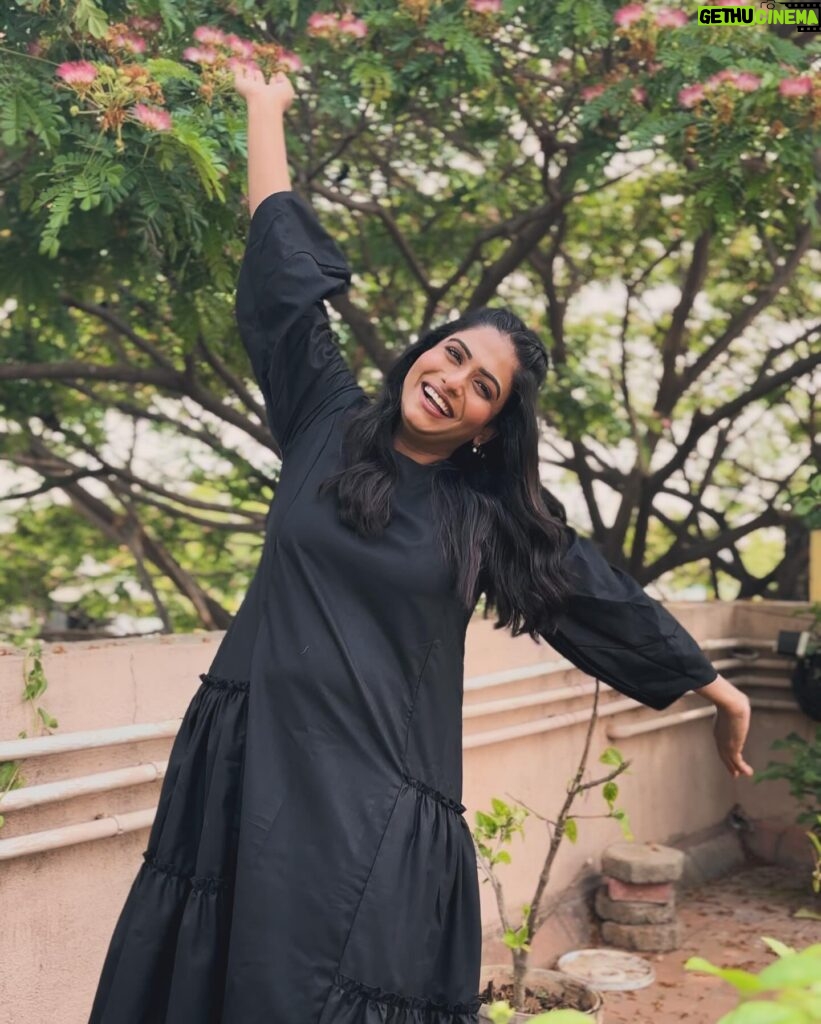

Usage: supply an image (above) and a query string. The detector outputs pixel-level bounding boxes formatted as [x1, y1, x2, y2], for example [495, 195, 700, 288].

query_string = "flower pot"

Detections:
[478, 964, 604, 1022]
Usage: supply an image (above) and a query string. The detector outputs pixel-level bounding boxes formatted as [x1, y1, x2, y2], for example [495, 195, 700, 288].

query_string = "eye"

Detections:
[446, 344, 493, 400]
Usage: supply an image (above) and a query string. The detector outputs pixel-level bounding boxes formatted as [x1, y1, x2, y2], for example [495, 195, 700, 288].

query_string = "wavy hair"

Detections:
[317, 306, 572, 641]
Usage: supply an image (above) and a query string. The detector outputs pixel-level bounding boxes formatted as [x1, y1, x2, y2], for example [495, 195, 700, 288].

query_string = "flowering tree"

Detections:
[0, 0, 818, 633]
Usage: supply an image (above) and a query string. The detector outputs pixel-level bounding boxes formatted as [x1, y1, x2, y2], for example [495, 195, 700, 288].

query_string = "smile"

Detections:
[420, 381, 453, 418]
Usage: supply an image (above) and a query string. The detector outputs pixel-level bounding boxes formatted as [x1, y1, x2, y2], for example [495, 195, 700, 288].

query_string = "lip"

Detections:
[420, 381, 453, 418]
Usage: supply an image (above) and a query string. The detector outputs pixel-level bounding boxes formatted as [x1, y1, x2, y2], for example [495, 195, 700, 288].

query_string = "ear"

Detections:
[474, 427, 497, 446]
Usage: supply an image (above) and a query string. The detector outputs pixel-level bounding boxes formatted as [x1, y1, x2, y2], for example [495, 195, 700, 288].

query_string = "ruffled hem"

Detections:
[88, 670, 248, 1024]
[321, 971, 480, 1023]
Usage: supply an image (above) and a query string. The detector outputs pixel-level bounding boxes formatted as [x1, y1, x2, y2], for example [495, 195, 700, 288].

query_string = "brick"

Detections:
[601, 920, 682, 952]
[595, 886, 676, 924]
[606, 876, 675, 904]
[601, 841, 685, 883]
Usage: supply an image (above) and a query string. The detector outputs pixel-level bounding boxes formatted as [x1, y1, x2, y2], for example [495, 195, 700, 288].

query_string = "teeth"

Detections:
[423, 383, 450, 416]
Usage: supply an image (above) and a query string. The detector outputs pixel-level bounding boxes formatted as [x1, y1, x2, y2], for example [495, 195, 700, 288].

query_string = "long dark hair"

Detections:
[318, 307, 572, 641]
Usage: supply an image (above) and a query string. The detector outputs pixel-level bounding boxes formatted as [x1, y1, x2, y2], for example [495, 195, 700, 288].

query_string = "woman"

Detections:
[89, 69, 753, 1024]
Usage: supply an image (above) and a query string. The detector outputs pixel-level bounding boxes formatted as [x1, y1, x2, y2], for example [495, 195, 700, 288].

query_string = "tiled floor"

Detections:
[601, 864, 820, 1023]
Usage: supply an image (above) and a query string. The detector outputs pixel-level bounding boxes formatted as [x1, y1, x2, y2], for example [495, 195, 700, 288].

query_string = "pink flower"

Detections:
[707, 69, 737, 88]
[468, 0, 502, 12]
[56, 60, 98, 84]
[132, 103, 172, 131]
[338, 13, 368, 37]
[705, 69, 760, 92]
[193, 26, 226, 46]
[110, 32, 147, 54]
[631, 86, 647, 103]
[581, 83, 606, 101]
[678, 83, 705, 108]
[182, 46, 218, 64]
[655, 8, 688, 28]
[779, 75, 813, 98]
[278, 49, 303, 72]
[128, 16, 162, 33]
[734, 72, 761, 92]
[225, 33, 254, 57]
[306, 12, 338, 36]
[227, 57, 259, 74]
[614, 4, 645, 28]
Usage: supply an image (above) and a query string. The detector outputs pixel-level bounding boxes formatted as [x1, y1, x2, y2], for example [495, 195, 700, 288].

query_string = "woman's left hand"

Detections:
[692, 674, 754, 778]
[713, 697, 754, 779]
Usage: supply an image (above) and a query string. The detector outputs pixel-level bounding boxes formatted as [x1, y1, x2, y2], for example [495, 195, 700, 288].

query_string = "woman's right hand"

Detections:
[233, 67, 295, 112]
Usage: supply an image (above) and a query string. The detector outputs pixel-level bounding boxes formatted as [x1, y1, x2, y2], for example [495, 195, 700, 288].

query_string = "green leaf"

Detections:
[599, 747, 624, 766]
[716, 1002, 808, 1024]
[475, 810, 497, 831]
[564, 818, 578, 843]
[685, 957, 764, 996]
[73, 0, 109, 37]
[759, 951, 821, 990]
[603, 781, 618, 804]
[761, 937, 796, 959]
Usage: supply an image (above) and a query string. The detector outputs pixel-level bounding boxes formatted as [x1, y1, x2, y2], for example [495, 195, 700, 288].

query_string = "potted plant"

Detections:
[472, 679, 633, 1021]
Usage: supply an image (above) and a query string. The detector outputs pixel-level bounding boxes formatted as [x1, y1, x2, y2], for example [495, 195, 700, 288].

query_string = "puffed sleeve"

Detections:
[234, 190, 365, 454]
[542, 526, 718, 711]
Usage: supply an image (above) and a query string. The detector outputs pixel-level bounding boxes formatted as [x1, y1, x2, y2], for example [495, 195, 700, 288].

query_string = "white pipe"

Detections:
[466, 658, 580, 691]
[0, 761, 167, 812]
[464, 697, 637, 749]
[606, 695, 799, 741]
[0, 720, 181, 761]
[0, 807, 156, 861]
[607, 705, 717, 738]
[748, 698, 799, 712]
[464, 679, 600, 717]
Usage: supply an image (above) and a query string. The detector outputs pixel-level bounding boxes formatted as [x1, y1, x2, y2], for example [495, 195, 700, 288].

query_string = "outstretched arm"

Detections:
[542, 525, 753, 779]
[234, 67, 295, 214]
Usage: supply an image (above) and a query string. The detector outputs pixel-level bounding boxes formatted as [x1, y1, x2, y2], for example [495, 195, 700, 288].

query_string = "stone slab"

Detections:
[602, 841, 685, 883]
[595, 886, 676, 924]
[606, 877, 675, 904]
[600, 920, 682, 952]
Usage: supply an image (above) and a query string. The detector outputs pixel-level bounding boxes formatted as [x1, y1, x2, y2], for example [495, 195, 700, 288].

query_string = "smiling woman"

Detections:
[86, 64, 752, 1024]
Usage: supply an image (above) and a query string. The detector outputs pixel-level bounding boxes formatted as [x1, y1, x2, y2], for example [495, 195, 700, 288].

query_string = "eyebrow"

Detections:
[450, 336, 502, 400]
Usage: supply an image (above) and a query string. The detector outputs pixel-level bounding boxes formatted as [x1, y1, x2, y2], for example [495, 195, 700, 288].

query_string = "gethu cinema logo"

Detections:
[698, 2, 820, 29]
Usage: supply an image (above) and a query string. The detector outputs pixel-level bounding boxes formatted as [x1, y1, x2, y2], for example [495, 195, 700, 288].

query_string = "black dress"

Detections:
[88, 191, 718, 1024]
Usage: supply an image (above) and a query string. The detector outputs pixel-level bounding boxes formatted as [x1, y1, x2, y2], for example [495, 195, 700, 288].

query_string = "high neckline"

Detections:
[392, 447, 446, 470]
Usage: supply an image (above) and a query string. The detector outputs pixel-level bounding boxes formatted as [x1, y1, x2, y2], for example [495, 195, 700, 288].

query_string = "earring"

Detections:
[472, 441, 486, 458]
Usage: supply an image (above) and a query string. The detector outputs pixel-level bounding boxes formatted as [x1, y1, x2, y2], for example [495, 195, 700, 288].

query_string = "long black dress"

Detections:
[88, 191, 718, 1024]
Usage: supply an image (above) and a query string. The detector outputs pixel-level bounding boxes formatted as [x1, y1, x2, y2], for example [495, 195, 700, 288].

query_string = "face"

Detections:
[395, 325, 519, 462]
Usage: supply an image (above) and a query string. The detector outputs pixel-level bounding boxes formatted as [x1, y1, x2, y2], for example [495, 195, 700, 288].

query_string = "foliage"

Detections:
[472, 680, 632, 1010]
[686, 938, 821, 1024]
[753, 727, 821, 832]
[0, 0, 819, 632]
[0, 635, 59, 830]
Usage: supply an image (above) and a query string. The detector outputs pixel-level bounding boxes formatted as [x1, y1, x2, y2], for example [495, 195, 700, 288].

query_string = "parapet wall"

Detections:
[0, 599, 814, 1024]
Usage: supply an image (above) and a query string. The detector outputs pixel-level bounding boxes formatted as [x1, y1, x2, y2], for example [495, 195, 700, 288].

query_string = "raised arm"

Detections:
[234, 67, 294, 213]
[231, 68, 364, 455]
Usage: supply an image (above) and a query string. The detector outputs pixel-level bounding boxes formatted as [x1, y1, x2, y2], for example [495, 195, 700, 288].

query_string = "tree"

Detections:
[0, 0, 818, 633]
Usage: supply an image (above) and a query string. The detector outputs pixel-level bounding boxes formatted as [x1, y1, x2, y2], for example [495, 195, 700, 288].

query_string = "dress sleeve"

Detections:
[234, 190, 364, 453]
[542, 526, 718, 711]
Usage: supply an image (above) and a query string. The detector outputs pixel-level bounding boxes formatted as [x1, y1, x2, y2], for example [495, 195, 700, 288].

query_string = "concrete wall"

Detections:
[0, 601, 815, 1024]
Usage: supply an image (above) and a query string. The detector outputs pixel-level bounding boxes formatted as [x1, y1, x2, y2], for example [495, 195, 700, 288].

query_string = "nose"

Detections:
[440, 373, 463, 398]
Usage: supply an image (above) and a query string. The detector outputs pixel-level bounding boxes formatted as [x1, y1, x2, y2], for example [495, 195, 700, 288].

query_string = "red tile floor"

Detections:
[599, 865, 820, 1023]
